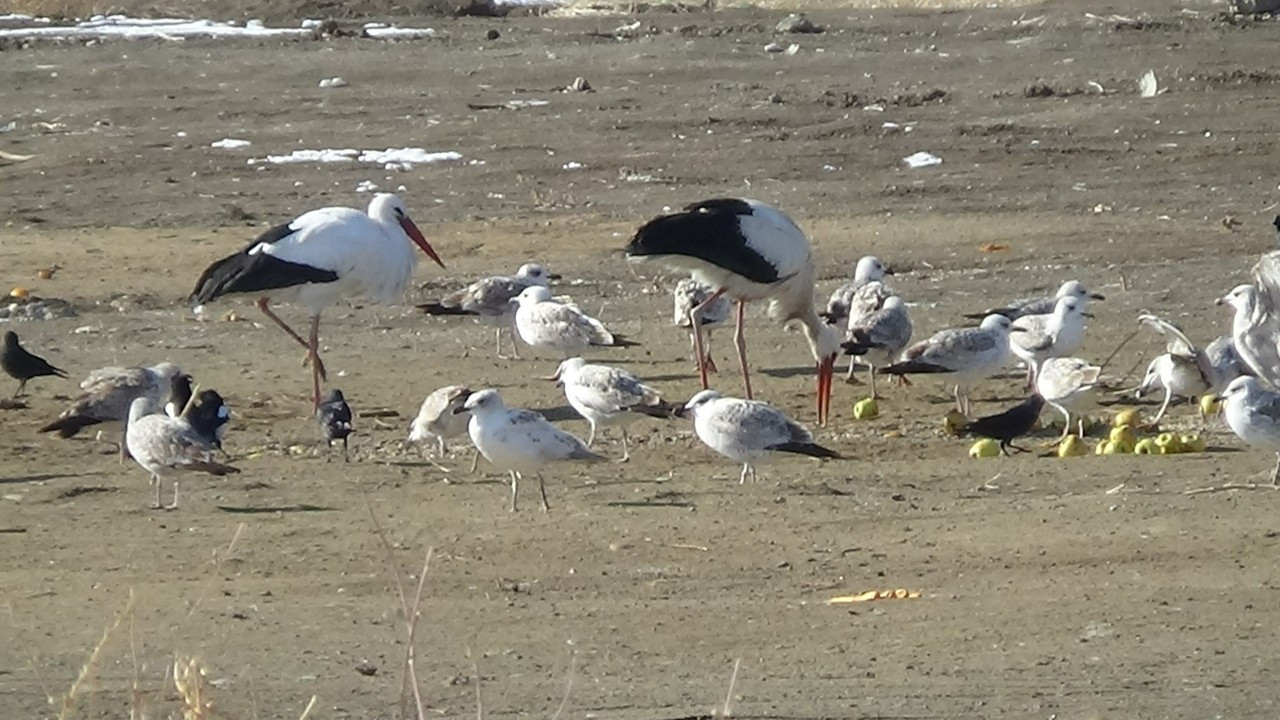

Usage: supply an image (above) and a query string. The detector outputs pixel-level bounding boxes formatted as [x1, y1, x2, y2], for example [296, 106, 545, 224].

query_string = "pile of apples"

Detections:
[1057, 409, 1207, 457]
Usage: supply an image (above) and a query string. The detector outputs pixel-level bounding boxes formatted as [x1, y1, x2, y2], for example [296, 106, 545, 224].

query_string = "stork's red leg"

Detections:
[733, 300, 753, 400]
[256, 297, 310, 350]
[689, 288, 727, 390]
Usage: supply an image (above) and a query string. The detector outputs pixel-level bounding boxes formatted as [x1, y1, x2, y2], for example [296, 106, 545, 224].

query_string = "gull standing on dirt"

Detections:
[1009, 296, 1091, 385]
[1135, 312, 1246, 423]
[1035, 357, 1102, 438]
[835, 281, 890, 380]
[189, 193, 446, 411]
[125, 397, 240, 510]
[963, 280, 1105, 321]
[1, 330, 67, 398]
[673, 277, 731, 373]
[408, 385, 481, 474]
[550, 357, 674, 462]
[1220, 376, 1280, 487]
[39, 362, 184, 459]
[880, 314, 1021, 416]
[676, 389, 838, 484]
[417, 263, 560, 358]
[822, 255, 890, 326]
[513, 286, 637, 358]
[461, 388, 608, 512]
[626, 198, 841, 425]
[316, 389, 354, 462]
[841, 292, 913, 397]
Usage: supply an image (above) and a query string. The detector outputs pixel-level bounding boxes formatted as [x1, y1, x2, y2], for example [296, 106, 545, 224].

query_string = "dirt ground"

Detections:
[4, 1, 1280, 718]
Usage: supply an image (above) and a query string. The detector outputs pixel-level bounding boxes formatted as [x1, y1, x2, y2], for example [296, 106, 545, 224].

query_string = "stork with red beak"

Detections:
[625, 198, 839, 425]
[189, 193, 445, 410]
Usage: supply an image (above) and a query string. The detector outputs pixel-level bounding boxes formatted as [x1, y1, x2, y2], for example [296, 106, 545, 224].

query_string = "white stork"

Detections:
[189, 193, 445, 410]
[625, 198, 840, 425]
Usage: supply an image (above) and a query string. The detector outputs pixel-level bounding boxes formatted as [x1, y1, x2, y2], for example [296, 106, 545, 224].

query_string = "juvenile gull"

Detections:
[841, 291, 913, 397]
[39, 362, 184, 459]
[316, 388, 354, 461]
[409, 385, 473, 456]
[513, 285, 637, 357]
[1221, 376, 1280, 486]
[958, 394, 1046, 455]
[417, 263, 559, 358]
[1134, 312, 1245, 423]
[1009, 296, 1091, 385]
[2, 330, 67, 397]
[837, 281, 890, 381]
[880, 314, 1021, 416]
[461, 388, 608, 512]
[673, 277, 730, 373]
[676, 389, 838, 484]
[822, 256, 890, 326]
[550, 357, 674, 462]
[1035, 357, 1101, 438]
[963, 280, 1104, 321]
[125, 396, 240, 510]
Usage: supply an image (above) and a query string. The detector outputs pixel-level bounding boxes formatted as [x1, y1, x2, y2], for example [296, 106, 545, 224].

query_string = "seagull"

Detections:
[1009, 296, 1091, 385]
[1035, 357, 1101, 438]
[316, 389, 354, 461]
[1218, 283, 1280, 388]
[958, 394, 1046, 455]
[963, 280, 1105, 321]
[460, 388, 607, 512]
[676, 389, 838, 484]
[625, 198, 840, 425]
[189, 193, 445, 411]
[673, 277, 730, 373]
[822, 255, 890, 326]
[880, 314, 1021, 416]
[836, 281, 891, 380]
[1135, 312, 1246, 422]
[512, 286, 637, 357]
[841, 292, 913, 397]
[1, 331, 67, 398]
[417, 263, 560, 358]
[550, 357, 675, 462]
[408, 385, 473, 457]
[39, 362, 184, 460]
[125, 397, 240, 510]
[1221, 376, 1280, 486]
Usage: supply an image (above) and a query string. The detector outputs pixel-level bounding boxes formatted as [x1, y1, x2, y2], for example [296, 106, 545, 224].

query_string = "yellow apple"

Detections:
[1155, 432, 1183, 454]
[1180, 434, 1207, 453]
[1133, 438, 1159, 455]
[1199, 394, 1220, 419]
[1058, 436, 1088, 458]
[1113, 409, 1141, 428]
[969, 438, 1001, 458]
[853, 397, 879, 420]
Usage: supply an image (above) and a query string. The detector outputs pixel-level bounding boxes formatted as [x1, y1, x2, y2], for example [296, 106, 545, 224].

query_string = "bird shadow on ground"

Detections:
[529, 404, 581, 422]
[215, 503, 337, 514]
[0, 471, 102, 485]
[643, 373, 699, 383]
[759, 365, 816, 379]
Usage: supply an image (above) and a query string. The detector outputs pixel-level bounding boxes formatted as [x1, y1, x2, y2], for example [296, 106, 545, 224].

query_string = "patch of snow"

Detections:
[210, 138, 251, 149]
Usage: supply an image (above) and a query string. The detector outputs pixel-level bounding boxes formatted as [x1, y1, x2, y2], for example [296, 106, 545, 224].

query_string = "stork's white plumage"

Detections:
[625, 198, 840, 425]
[190, 193, 445, 410]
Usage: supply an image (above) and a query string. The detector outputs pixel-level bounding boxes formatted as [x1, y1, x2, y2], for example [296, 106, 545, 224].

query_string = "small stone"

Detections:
[568, 76, 591, 92]
[775, 13, 822, 34]
[355, 661, 378, 677]
[485, 28, 500, 40]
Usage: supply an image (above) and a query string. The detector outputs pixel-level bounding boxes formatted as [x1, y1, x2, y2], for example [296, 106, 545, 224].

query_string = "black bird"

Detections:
[957, 394, 1046, 455]
[164, 373, 195, 418]
[2, 331, 68, 397]
[185, 389, 232, 453]
[316, 388, 354, 461]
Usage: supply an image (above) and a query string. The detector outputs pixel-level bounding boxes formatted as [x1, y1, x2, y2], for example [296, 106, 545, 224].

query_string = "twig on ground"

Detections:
[187, 522, 247, 618]
[1185, 482, 1280, 495]
[717, 658, 741, 719]
[550, 652, 577, 720]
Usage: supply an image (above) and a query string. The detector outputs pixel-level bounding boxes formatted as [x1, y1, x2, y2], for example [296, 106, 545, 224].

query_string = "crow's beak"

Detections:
[1089, 293, 1105, 300]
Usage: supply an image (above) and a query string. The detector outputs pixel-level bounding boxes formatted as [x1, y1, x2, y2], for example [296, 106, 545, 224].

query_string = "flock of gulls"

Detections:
[9, 194, 1280, 510]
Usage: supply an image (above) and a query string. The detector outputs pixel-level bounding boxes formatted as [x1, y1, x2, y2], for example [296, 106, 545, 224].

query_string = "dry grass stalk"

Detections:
[550, 653, 577, 720]
[364, 493, 433, 720]
[5, 600, 56, 708]
[58, 592, 135, 720]
[715, 658, 741, 719]
[173, 656, 214, 720]
[186, 521, 246, 619]
[296, 694, 319, 720]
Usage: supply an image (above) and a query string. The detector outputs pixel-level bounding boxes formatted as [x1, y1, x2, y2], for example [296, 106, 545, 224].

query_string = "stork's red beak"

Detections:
[817, 355, 835, 426]
[401, 216, 445, 269]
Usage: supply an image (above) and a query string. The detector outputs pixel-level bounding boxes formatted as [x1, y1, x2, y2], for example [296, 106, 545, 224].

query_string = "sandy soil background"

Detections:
[4, 0, 1280, 718]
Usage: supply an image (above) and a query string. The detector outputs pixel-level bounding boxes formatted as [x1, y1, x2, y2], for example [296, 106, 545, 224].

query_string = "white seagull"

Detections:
[189, 193, 445, 410]
[676, 389, 838, 484]
[513, 286, 637, 357]
[1135, 312, 1246, 423]
[963, 280, 1105, 321]
[822, 255, 890, 326]
[1218, 283, 1280, 388]
[1035, 357, 1102, 438]
[1221, 376, 1280, 487]
[673, 277, 731, 373]
[550, 357, 674, 462]
[125, 397, 240, 509]
[841, 291, 913, 397]
[880, 314, 1021, 416]
[1009, 296, 1091, 385]
[462, 388, 608, 512]
[407, 385, 480, 473]
[626, 198, 841, 425]
[417, 263, 559, 358]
